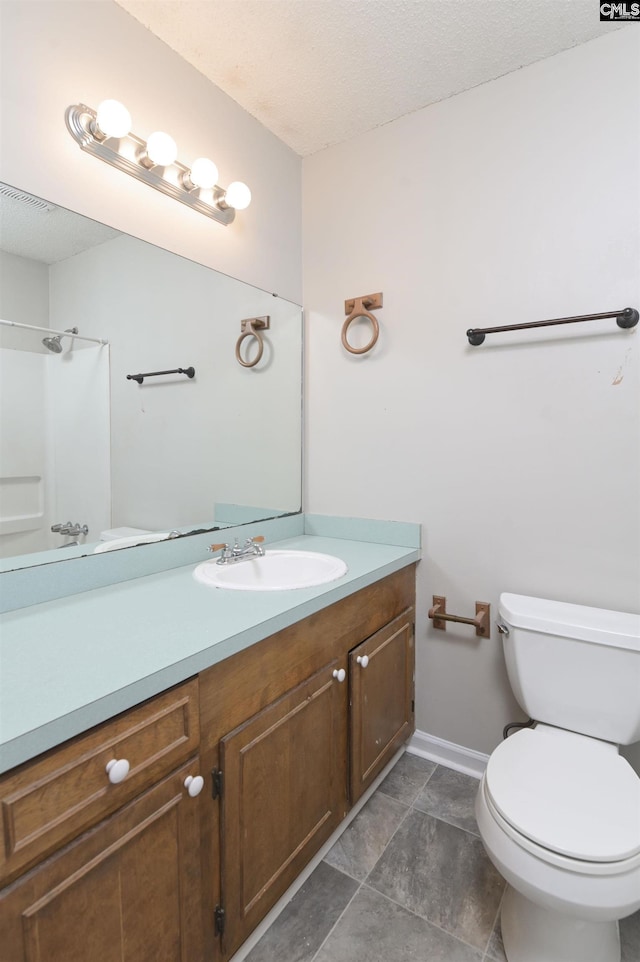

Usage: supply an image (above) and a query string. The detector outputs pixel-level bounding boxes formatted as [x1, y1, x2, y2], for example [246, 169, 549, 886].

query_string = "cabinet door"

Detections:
[350, 608, 415, 802]
[220, 660, 348, 957]
[0, 760, 204, 962]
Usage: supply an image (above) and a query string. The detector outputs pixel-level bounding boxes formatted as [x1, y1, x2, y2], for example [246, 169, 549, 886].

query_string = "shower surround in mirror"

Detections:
[0, 336, 110, 561]
[0, 184, 302, 569]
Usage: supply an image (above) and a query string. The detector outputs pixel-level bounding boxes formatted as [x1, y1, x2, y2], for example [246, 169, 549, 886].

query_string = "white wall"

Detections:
[0, 252, 50, 346]
[50, 234, 302, 532]
[0, 0, 302, 301]
[47, 345, 111, 545]
[0, 253, 51, 556]
[303, 30, 640, 758]
[0, 349, 49, 556]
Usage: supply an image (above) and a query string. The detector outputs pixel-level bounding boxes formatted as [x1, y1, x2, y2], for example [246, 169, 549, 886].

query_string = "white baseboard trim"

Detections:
[407, 729, 489, 779]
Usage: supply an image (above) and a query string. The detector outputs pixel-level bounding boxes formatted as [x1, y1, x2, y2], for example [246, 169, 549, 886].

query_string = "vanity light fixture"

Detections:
[140, 131, 178, 169]
[65, 100, 251, 226]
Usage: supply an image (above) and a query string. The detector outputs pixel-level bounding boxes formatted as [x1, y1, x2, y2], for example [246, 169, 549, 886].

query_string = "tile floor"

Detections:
[245, 752, 640, 962]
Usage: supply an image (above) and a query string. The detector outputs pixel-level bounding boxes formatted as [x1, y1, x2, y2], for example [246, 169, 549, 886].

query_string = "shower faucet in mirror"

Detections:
[51, 522, 89, 538]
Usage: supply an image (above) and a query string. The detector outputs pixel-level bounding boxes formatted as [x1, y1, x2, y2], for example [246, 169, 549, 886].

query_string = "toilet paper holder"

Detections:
[428, 596, 490, 638]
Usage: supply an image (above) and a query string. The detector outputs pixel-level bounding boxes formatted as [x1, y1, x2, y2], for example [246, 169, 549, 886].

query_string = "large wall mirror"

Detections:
[0, 182, 302, 571]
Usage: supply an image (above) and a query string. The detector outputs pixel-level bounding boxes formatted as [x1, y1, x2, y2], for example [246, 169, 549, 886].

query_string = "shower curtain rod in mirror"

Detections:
[0, 318, 109, 345]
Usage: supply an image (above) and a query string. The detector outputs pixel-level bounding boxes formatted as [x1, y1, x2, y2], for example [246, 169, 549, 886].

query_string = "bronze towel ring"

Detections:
[342, 292, 383, 355]
[235, 316, 270, 368]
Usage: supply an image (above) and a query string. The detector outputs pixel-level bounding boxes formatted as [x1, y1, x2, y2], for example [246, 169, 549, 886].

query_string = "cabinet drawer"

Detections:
[0, 678, 199, 885]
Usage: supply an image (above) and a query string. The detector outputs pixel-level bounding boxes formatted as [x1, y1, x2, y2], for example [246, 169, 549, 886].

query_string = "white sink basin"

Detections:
[193, 550, 348, 591]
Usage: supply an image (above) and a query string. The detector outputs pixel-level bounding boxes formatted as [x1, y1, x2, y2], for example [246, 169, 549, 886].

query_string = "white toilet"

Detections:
[475, 593, 640, 962]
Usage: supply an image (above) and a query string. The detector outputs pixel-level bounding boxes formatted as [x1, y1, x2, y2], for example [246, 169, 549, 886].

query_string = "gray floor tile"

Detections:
[367, 808, 505, 951]
[621, 908, 640, 962]
[245, 763, 639, 962]
[324, 790, 409, 881]
[484, 915, 507, 962]
[314, 884, 483, 962]
[378, 751, 437, 806]
[244, 861, 359, 962]
[413, 765, 481, 835]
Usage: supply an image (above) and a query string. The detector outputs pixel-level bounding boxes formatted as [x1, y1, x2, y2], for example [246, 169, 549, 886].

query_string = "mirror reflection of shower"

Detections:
[0, 317, 111, 561]
[42, 327, 78, 354]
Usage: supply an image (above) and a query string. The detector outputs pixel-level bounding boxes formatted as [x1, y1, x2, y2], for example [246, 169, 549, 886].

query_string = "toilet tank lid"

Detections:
[499, 593, 640, 651]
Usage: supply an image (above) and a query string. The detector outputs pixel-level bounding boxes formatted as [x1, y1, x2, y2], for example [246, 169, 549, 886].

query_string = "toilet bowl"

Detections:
[475, 594, 640, 962]
[476, 728, 640, 961]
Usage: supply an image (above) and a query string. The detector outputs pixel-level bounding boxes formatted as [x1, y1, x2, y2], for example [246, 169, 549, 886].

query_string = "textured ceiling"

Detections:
[0, 185, 119, 264]
[114, 0, 622, 156]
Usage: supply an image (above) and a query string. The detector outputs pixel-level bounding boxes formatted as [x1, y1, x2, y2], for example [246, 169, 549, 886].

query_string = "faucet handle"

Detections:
[248, 535, 266, 555]
[208, 542, 228, 553]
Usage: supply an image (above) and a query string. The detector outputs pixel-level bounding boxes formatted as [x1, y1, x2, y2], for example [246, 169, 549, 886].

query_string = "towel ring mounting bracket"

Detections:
[236, 315, 270, 368]
[342, 292, 383, 355]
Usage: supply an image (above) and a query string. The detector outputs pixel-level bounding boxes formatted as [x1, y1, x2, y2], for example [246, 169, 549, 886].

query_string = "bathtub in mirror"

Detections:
[0, 182, 302, 570]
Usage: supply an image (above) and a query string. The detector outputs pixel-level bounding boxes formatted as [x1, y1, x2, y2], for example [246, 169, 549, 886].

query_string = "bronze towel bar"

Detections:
[126, 366, 195, 384]
[466, 307, 638, 346]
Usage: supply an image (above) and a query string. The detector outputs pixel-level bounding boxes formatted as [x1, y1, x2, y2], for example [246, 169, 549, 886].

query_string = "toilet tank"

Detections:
[498, 593, 640, 745]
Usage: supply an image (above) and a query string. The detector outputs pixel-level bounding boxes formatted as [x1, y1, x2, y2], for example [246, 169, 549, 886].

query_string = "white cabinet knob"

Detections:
[106, 758, 130, 784]
[184, 775, 204, 797]
[356, 655, 369, 668]
[332, 668, 346, 683]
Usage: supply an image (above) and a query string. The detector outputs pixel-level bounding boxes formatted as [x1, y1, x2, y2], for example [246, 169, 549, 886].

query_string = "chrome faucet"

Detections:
[51, 522, 89, 537]
[208, 536, 265, 565]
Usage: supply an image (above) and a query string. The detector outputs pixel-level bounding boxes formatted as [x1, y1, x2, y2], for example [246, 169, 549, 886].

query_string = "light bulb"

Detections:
[146, 131, 178, 167]
[95, 100, 131, 139]
[189, 157, 219, 190]
[224, 181, 251, 210]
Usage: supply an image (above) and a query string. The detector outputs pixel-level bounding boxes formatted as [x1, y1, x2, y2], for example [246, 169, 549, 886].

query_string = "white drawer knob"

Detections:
[356, 655, 369, 668]
[332, 668, 346, 683]
[184, 775, 204, 797]
[106, 758, 130, 784]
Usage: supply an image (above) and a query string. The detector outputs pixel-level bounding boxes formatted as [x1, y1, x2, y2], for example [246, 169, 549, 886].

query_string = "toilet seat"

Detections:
[485, 726, 640, 863]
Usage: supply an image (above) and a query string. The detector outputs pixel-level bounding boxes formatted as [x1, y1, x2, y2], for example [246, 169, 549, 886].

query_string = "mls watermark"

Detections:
[600, 2, 640, 19]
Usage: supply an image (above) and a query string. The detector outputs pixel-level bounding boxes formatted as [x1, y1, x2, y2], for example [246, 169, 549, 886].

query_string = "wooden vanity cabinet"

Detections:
[0, 678, 200, 886]
[0, 679, 205, 962]
[0, 759, 204, 962]
[199, 564, 416, 960]
[0, 563, 416, 962]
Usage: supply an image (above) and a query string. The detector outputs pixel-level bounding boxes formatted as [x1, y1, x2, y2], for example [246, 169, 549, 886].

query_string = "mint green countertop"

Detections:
[0, 520, 420, 774]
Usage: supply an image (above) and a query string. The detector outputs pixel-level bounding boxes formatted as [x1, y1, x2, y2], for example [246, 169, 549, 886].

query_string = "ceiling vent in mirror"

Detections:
[0, 184, 55, 213]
